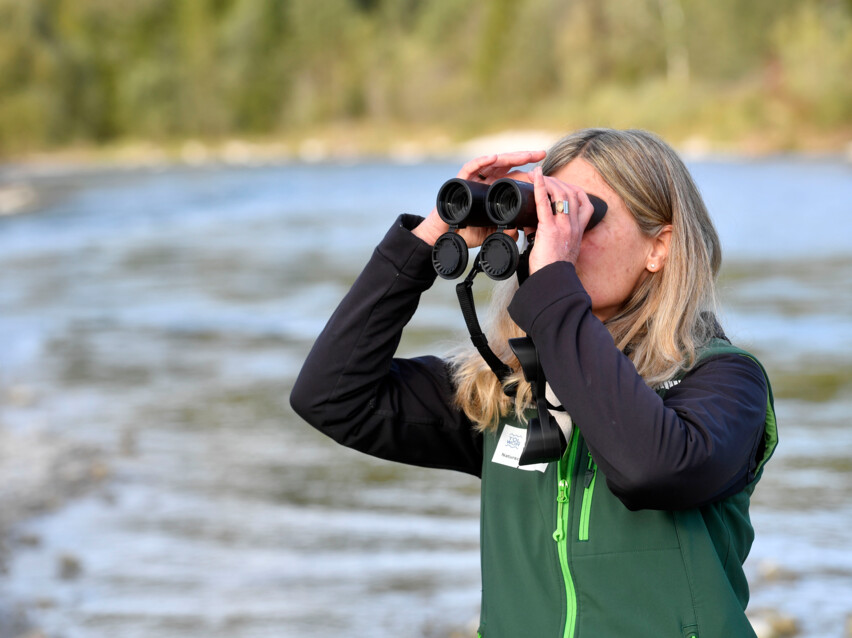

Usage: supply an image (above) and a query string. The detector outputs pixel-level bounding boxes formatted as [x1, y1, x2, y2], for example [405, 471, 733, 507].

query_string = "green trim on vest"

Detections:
[477, 341, 776, 638]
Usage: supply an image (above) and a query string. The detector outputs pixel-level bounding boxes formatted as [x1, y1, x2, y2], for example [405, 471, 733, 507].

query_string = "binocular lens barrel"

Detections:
[436, 178, 490, 226]
[485, 178, 607, 230]
[437, 180, 470, 224]
[486, 179, 537, 226]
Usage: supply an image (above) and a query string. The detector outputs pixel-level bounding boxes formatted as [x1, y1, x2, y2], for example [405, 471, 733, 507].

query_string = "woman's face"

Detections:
[549, 158, 668, 322]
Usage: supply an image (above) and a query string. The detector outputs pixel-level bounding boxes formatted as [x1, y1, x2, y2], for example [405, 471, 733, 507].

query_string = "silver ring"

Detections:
[553, 200, 570, 215]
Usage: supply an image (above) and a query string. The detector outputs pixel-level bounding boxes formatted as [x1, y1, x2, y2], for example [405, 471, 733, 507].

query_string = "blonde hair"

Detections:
[448, 128, 722, 431]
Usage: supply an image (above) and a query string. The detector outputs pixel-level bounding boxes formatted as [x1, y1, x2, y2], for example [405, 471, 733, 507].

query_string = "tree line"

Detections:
[1, 0, 850, 155]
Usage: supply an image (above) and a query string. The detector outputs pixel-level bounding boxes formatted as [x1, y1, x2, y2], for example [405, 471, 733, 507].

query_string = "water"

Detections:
[0, 156, 850, 637]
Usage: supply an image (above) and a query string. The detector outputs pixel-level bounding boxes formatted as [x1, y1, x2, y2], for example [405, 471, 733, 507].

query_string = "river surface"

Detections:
[0, 155, 851, 637]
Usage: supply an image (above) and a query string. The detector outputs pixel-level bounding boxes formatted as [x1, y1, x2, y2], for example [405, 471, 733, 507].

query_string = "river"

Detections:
[0, 155, 850, 637]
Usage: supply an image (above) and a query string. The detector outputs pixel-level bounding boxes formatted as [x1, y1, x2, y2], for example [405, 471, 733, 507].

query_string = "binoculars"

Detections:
[431, 178, 608, 280]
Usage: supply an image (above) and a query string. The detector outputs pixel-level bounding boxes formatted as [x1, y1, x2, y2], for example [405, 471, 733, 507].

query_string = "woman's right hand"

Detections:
[412, 150, 547, 246]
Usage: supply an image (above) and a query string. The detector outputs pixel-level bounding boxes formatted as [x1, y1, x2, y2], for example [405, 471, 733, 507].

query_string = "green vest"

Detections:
[477, 342, 778, 638]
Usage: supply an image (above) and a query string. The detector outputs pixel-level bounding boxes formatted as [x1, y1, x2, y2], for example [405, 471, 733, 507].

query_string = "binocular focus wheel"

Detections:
[432, 232, 469, 279]
[480, 233, 520, 280]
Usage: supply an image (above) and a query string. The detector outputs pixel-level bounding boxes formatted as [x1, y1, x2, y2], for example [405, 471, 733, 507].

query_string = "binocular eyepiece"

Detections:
[431, 178, 608, 280]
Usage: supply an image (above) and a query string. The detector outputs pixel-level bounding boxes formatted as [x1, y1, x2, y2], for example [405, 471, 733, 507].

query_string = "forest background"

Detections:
[1, 0, 851, 160]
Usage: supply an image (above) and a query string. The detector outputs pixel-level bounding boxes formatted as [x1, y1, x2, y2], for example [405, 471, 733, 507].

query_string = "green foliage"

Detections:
[0, 0, 849, 155]
[771, 1, 852, 127]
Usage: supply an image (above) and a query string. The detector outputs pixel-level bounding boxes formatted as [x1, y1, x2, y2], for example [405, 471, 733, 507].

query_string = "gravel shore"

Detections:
[0, 426, 107, 638]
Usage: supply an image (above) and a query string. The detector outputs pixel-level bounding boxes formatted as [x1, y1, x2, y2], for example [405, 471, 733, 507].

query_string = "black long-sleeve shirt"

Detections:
[290, 215, 768, 510]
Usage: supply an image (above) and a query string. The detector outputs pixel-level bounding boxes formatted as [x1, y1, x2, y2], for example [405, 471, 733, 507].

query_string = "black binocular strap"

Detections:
[454, 249, 566, 463]
[455, 254, 516, 395]
[509, 336, 567, 464]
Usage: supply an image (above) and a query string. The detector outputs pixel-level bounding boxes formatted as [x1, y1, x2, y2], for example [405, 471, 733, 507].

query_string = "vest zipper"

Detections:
[579, 452, 597, 541]
[553, 430, 579, 638]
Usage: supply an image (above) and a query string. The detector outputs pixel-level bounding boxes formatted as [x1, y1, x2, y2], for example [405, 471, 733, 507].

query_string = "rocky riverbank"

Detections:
[0, 424, 108, 638]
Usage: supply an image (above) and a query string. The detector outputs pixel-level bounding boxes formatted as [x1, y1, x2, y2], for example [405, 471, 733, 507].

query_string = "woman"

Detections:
[290, 128, 777, 637]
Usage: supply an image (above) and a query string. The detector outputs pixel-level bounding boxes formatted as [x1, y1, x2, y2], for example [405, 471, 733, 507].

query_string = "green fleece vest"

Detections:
[477, 342, 778, 638]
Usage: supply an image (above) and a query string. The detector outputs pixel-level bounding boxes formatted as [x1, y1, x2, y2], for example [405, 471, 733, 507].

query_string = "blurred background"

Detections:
[1, 0, 852, 158]
[0, 1, 851, 637]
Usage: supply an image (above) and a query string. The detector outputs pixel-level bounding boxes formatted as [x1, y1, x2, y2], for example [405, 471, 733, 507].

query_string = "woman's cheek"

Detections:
[576, 236, 605, 273]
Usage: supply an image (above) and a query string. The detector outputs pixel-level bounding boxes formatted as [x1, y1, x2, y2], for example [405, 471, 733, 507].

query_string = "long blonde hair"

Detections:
[448, 128, 722, 431]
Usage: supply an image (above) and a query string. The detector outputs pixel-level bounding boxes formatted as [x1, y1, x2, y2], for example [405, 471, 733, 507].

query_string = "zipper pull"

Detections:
[553, 479, 569, 541]
[557, 478, 569, 503]
[584, 453, 595, 488]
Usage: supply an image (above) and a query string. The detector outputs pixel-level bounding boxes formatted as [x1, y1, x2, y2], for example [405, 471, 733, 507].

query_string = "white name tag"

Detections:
[491, 425, 549, 473]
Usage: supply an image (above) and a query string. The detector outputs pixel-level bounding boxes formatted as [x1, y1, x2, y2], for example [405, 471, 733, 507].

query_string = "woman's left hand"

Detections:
[527, 167, 596, 275]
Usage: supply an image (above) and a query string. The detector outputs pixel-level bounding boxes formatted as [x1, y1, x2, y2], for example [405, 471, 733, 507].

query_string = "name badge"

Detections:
[491, 425, 549, 473]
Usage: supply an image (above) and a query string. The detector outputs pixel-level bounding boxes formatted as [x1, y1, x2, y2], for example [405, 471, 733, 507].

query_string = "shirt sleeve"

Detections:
[289, 215, 484, 476]
[508, 261, 767, 510]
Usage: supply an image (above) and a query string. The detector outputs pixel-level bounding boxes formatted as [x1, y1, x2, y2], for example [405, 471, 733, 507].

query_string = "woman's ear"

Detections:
[646, 225, 672, 272]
